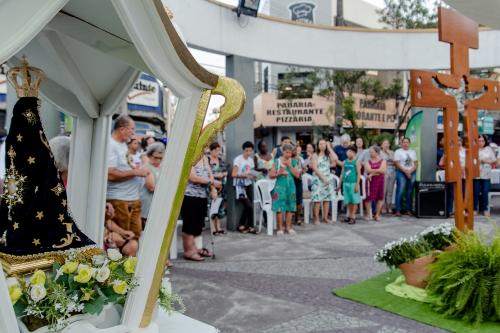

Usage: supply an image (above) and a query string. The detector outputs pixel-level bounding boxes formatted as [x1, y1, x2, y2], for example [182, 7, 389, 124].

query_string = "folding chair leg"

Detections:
[266, 209, 274, 236]
[332, 199, 338, 223]
[304, 200, 310, 224]
[258, 209, 264, 233]
[253, 201, 259, 230]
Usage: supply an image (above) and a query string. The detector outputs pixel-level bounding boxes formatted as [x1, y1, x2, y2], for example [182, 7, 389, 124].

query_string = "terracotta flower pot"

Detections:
[444, 244, 457, 252]
[398, 255, 435, 288]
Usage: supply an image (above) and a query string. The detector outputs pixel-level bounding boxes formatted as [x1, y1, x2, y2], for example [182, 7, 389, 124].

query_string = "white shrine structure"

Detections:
[1, 0, 500, 332]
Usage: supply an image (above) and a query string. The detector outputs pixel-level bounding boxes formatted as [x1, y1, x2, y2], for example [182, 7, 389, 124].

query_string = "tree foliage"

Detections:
[377, 0, 441, 29]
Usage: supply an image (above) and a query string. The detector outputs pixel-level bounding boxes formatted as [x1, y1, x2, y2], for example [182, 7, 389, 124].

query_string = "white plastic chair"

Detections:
[253, 184, 260, 227]
[330, 175, 343, 222]
[302, 173, 313, 224]
[255, 179, 275, 236]
[488, 170, 500, 213]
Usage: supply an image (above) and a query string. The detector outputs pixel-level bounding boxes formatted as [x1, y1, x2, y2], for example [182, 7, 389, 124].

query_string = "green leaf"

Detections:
[52, 262, 61, 275]
[13, 301, 26, 317]
[84, 295, 107, 315]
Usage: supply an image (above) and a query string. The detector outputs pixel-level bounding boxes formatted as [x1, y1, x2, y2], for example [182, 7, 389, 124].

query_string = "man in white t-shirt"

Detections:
[232, 141, 257, 233]
[107, 115, 149, 240]
[394, 137, 418, 216]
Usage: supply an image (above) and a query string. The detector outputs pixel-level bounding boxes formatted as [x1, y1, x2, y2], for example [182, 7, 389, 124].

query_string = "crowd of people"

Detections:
[104, 115, 166, 258]
[34, 114, 500, 262]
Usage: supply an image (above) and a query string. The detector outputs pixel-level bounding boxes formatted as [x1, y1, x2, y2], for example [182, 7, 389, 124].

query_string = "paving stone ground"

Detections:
[169, 201, 500, 333]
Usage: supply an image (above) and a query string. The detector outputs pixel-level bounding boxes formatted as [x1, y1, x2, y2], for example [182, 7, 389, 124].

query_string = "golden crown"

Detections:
[7, 55, 44, 98]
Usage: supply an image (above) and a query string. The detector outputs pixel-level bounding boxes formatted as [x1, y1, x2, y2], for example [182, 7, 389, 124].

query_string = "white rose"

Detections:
[6, 277, 19, 288]
[92, 254, 106, 266]
[95, 266, 111, 283]
[30, 284, 47, 302]
[107, 248, 122, 261]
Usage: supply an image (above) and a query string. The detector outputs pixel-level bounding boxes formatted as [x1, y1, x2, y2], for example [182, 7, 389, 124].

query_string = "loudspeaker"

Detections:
[416, 182, 448, 218]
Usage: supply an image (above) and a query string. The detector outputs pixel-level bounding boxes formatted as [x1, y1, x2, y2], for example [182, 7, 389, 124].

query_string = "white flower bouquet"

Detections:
[418, 222, 455, 250]
[8, 249, 138, 331]
[374, 222, 456, 269]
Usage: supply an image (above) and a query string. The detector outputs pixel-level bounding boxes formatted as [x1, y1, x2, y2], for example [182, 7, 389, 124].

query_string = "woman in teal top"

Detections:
[269, 143, 300, 235]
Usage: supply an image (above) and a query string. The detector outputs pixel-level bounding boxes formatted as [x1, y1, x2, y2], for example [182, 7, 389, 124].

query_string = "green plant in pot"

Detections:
[426, 230, 500, 325]
[375, 223, 456, 288]
[375, 235, 433, 288]
[418, 222, 455, 251]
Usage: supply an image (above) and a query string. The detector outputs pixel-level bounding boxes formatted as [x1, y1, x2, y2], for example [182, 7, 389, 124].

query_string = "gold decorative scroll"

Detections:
[191, 77, 246, 164]
[139, 77, 245, 328]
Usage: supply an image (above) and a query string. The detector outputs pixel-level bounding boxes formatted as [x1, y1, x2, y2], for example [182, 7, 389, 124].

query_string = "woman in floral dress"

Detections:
[269, 144, 300, 235]
[311, 139, 338, 224]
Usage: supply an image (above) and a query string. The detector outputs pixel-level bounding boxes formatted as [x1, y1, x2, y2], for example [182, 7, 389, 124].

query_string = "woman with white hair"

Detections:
[140, 142, 165, 226]
[49, 135, 71, 187]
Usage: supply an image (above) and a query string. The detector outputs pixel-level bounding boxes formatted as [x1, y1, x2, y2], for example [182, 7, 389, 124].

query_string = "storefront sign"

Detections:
[343, 93, 406, 130]
[289, 2, 316, 23]
[127, 74, 160, 108]
[254, 93, 333, 127]
[0, 74, 6, 94]
[0, 74, 6, 109]
[479, 116, 494, 134]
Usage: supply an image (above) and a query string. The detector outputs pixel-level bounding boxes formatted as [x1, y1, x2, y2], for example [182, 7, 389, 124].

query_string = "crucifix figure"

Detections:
[410, 7, 500, 231]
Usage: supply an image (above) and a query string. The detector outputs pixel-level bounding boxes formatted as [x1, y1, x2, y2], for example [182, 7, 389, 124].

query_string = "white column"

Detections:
[67, 116, 93, 231]
[0, 269, 19, 333]
[85, 115, 112, 245]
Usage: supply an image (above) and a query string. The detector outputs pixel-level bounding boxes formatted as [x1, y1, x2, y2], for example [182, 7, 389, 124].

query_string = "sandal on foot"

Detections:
[198, 248, 213, 257]
[348, 218, 356, 225]
[238, 226, 249, 234]
[277, 230, 284, 236]
[287, 229, 296, 235]
[248, 227, 258, 234]
[183, 253, 204, 261]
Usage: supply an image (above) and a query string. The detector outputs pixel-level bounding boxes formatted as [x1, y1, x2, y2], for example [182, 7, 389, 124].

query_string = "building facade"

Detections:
[254, 0, 400, 149]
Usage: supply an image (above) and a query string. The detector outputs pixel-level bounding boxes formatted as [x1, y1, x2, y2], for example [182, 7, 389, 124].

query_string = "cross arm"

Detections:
[467, 79, 500, 110]
[410, 70, 456, 108]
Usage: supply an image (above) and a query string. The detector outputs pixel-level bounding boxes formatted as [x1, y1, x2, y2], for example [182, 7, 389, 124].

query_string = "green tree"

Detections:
[377, 0, 441, 29]
[376, 1, 443, 137]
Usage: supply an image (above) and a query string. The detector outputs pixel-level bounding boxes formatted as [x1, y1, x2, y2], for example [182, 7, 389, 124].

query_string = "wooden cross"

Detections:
[410, 7, 500, 231]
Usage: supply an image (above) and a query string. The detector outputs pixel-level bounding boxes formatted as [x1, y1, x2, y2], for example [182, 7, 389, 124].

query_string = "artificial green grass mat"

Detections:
[332, 270, 500, 333]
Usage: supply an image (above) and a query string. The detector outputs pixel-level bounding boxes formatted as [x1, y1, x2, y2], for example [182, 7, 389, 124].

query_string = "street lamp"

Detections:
[234, 0, 260, 17]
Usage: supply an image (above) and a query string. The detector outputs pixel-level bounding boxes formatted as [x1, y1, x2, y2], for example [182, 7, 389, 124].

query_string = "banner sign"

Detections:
[405, 111, 423, 181]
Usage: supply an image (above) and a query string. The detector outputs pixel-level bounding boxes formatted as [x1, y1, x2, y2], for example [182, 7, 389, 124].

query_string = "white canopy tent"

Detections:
[0, 0, 244, 332]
